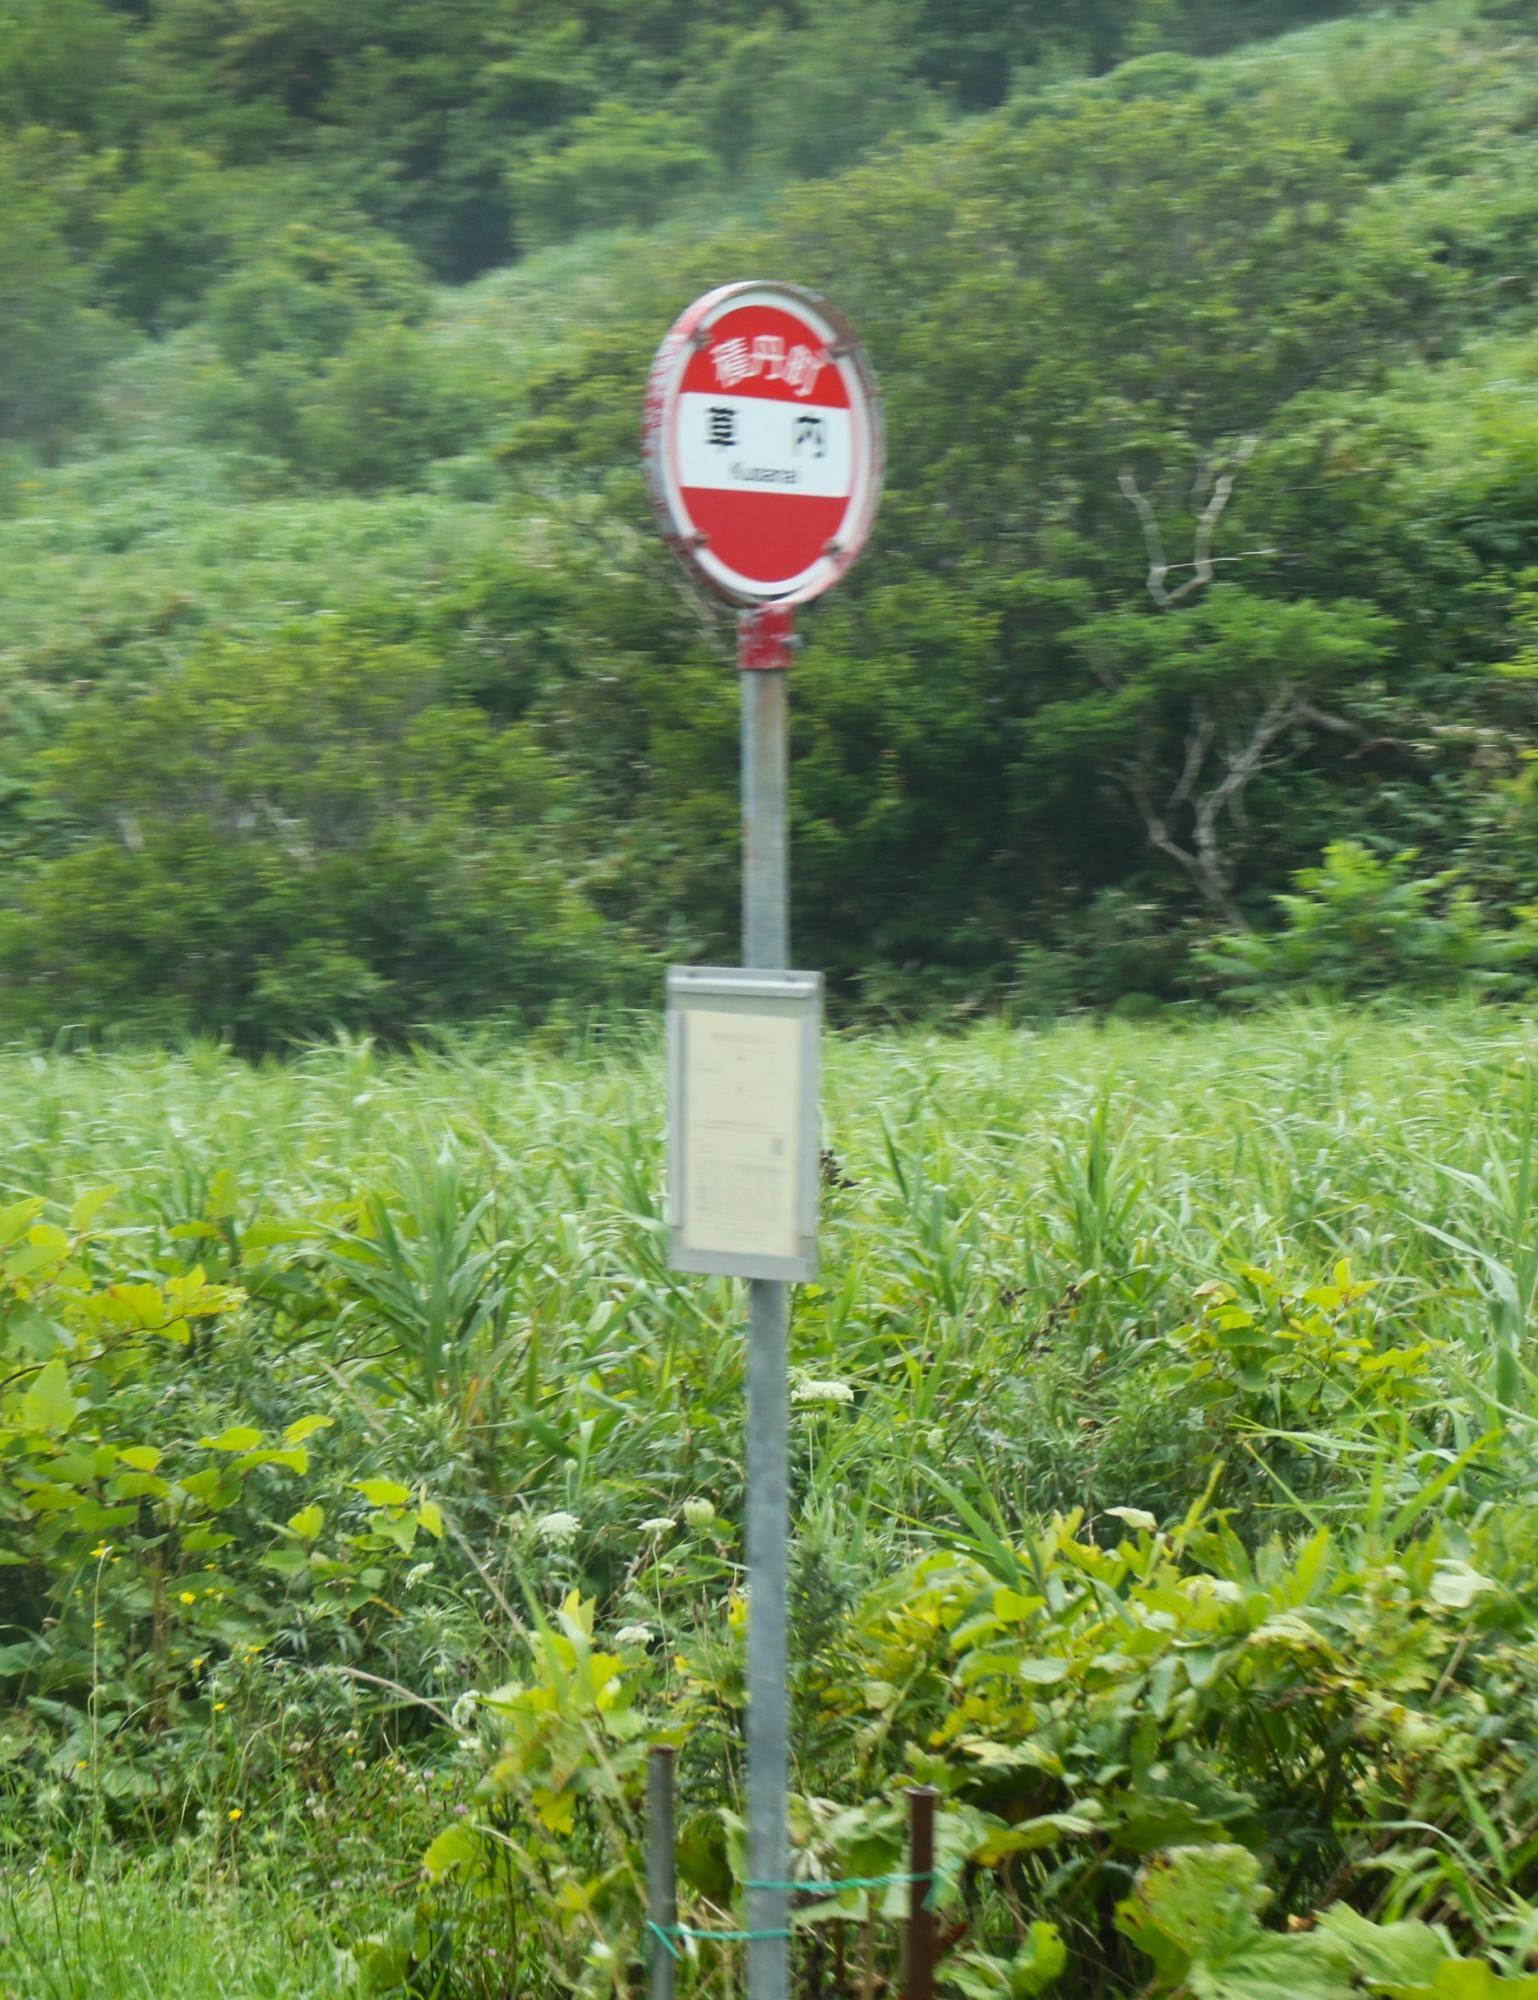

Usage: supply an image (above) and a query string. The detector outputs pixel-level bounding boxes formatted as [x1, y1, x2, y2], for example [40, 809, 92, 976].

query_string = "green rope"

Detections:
[647, 1864, 956, 1958]
[649, 1921, 792, 1959]
[745, 1871, 933, 1895]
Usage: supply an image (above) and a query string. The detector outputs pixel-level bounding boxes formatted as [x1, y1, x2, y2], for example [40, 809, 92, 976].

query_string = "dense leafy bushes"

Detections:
[0, 138, 123, 451]
[4, 5, 1538, 1042]
[0, 632, 631, 1044]
[1206, 842, 1538, 998]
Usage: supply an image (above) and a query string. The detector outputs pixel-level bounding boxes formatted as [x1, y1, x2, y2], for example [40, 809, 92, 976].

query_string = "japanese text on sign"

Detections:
[711, 334, 828, 398]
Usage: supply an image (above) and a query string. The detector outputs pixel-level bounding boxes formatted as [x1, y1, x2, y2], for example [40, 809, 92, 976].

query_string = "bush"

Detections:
[513, 103, 715, 247]
[1203, 840, 1532, 998]
[297, 323, 483, 490]
[200, 220, 429, 375]
[186, 220, 458, 485]
[0, 138, 122, 450]
[0, 630, 636, 1046]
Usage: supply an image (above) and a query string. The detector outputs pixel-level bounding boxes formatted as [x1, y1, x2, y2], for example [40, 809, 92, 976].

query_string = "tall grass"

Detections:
[3, 999, 1535, 1531]
[6, 1001, 1538, 1992]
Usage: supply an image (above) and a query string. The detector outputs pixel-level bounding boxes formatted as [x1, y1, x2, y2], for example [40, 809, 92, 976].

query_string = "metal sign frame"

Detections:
[642, 279, 883, 606]
[666, 966, 822, 1284]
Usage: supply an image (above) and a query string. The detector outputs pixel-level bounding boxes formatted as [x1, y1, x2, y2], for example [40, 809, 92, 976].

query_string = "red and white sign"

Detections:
[644, 282, 882, 606]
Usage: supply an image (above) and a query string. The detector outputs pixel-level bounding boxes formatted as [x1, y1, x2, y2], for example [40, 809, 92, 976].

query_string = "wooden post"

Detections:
[906, 1786, 939, 2000]
[648, 1746, 678, 2000]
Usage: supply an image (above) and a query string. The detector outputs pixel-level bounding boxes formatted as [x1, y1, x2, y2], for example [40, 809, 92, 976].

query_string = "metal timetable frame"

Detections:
[665, 965, 822, 1285]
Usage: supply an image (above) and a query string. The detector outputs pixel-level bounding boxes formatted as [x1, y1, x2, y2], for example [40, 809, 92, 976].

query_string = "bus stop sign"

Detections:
[644, 281, 882, 607]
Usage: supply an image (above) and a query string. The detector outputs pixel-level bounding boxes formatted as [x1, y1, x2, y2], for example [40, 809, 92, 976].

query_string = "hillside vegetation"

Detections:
[3, 0, 1538, 1041]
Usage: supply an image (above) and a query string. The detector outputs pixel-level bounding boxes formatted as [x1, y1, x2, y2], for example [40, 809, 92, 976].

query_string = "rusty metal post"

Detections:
[648, 1745, 678, 2000]
[906, 1786, 939, 2000]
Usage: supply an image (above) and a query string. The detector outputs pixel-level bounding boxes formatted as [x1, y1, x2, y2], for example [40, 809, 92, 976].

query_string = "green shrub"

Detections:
[0, 630, 634, 1047]
[186, 220, 456, 485]
[296, 322, 483, 491]
[0, 1185, 448, 1819]
[513, 103, 715, 248]
[0, 137, 122, 450]
[200, 221, 429, 375]
[1203, 841, 1531, 998]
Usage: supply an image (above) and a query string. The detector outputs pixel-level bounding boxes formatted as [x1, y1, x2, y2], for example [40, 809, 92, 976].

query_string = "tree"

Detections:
[0, 139, 120, 450]
[0, 632, 632, 1045]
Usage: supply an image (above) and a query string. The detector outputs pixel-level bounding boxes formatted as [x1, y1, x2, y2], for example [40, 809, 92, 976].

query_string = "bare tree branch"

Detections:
[1119, 434, 1263, 607]
[1127, 681, 1306, 928]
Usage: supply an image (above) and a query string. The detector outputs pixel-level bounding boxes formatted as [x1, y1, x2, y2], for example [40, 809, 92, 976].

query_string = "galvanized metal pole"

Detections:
[647, 1746, 677, 2000]
[740, 606, 792, 2000]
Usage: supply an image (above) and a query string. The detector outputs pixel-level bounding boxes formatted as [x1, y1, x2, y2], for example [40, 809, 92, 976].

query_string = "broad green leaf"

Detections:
[1428, 1562, 1496, 1611]
[20, 1359, 77, 1437]
[355, 1477, 411, 1507]
[1017, 1658, 1069, 1685]
[71, 1501, 138, 1532]
[971, 1814, 1098, 1863]
[118, 1446, 161, 1472]
[417, 1500, 444, 1540]
[181, 1528, 235, 1552]
[422, 1824, 481, 1881]
[372, 1509, 418, 1552]
[947, 1925, 1067, 1999]
[1382, 1965, 1538, 2000]
[241, 1447, 309, 1474]
[1117, 1845, 1266, 1977]
[287, 1504, 325, 1541]
[1191, 1932, 1354, 2000]
[282, 1414, 335, 1447]
[110, 1472, 170, 1500]
[68, 1186, 118, 1232]
[1315, 1907, 1448, 1989]
[25, 1222, 70, 1260]
[0, 1198, 45, 1248]
[200, 1426, 263, 1453]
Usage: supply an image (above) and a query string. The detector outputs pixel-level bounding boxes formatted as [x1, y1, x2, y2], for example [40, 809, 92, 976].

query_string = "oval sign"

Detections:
[644, 281, 882, 606]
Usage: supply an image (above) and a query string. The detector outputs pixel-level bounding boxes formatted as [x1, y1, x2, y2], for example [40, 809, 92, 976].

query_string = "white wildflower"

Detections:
[793, 1379, 854, 1406]
[404, 1562, 434, 1588]
[534, 1510, 580, 1546]
[681, 1497, 715, 1528]
[639, 1516, 676, 1535]
[614, 1624, 653, 1647]
[450, 1691, 480, 1733]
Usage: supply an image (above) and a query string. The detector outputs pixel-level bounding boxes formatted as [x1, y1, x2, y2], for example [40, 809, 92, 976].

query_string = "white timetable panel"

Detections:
[666, 968, 821, 1282]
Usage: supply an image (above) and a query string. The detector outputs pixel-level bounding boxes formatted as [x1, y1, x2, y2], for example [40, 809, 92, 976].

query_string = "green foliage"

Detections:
[0, 630, 628, 1045]
[1, 1010, 1537, 1991]
[515, 102, 716, 248]
[0, 137, 122, 450]
[182, 220, 477, 485]
[1205, 842, 1534, 997]
[295, 322, 483, 491]
[421, 1591, 653, 1997]
[4, 7, 1538, 1027]
[201, 222, 429, 373]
